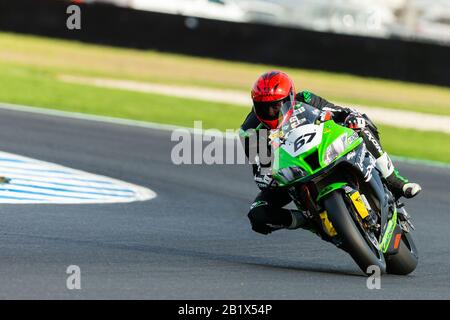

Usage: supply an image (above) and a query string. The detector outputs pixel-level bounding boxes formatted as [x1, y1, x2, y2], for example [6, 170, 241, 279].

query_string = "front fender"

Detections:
[316, 182, 348, 202]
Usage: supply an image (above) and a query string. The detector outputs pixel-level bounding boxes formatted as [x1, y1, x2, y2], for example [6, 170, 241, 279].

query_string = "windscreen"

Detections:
[278, 103, 321, 133]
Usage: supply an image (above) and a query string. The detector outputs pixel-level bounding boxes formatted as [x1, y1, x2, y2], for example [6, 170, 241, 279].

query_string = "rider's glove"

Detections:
[254, 173, 278, 190]
[321, 106, 356, 123]
[344, 112, 366, 130]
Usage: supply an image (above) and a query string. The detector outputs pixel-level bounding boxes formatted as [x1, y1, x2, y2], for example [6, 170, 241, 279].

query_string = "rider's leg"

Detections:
[360, 116, 421, 199]
[247, 188, 313, 235]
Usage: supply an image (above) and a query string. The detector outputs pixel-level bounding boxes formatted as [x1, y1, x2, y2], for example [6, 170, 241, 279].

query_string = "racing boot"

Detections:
[285, 209, 308, 230]
[248, 203, 314, 235]
[263, 209, 312, 232]
[285, 209, 319, 233]
[375, 152, 421, 199]
[287, 209, 343, 249]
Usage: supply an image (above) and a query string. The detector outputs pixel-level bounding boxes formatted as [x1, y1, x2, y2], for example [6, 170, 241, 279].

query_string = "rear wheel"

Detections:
[386, 232, 418, 275]
[323, 191, 386, 274]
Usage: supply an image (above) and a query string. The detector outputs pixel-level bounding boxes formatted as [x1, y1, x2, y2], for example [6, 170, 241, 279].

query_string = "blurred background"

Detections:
[84, 0, 450, 43]
[0, 0, 449, 162]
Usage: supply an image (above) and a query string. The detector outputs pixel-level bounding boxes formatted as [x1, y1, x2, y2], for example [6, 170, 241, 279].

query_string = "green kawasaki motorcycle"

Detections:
[269, 103, 418, 275]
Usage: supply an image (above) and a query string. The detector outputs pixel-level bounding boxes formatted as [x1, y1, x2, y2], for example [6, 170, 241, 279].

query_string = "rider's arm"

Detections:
[296, 91, 380, 139]
[296, 90, 353, 123]
[239, 111, 263, 160]
[239, 111, 276, 190]
[296, 91, 344, 111]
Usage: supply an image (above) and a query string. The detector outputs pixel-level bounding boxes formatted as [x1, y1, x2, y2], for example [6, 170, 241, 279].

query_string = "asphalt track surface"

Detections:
[0, 107, 449, 299]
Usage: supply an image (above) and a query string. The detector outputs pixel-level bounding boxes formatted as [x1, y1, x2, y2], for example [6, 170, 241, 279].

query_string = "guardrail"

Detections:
[1, 0, 449, 86]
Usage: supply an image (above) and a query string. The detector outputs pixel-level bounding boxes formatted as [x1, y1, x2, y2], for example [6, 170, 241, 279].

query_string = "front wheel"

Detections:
[386, 232, 418, 275]
[323, 191, 386, 274]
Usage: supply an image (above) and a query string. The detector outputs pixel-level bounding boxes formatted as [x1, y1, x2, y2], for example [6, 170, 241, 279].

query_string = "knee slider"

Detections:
[247, 202, 272, 235]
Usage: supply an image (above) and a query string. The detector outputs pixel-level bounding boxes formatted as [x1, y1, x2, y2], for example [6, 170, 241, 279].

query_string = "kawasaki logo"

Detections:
[303, 91, 312, 103]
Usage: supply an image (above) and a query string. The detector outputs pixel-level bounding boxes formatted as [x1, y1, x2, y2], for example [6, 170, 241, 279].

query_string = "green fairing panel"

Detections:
[272, 119, 362, 186]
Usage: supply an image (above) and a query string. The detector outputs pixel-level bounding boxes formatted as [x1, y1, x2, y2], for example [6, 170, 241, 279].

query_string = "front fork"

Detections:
[365, 170, 415, 255]
[397, 203, 416, 232]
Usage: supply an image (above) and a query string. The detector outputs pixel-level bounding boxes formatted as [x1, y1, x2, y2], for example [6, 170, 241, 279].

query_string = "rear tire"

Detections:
[386, 233, 418, 275]
[324, 191, 386, 274]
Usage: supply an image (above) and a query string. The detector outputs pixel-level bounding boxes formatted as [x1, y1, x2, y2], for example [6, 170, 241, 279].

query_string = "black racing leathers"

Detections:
[241, 91, 383, 235]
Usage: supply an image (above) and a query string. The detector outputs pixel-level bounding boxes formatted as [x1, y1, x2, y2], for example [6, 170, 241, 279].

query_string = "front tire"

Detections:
[324, 191, 386, 274]
[386, 233, 418, 275]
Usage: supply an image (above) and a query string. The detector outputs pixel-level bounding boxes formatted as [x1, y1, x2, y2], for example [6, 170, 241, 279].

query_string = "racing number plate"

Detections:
[282, 123, 323, 157]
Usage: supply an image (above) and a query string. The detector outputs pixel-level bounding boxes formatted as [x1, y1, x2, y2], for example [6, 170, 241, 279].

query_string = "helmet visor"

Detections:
[253, 99, 284, 121]
[253, 90, 295, 128]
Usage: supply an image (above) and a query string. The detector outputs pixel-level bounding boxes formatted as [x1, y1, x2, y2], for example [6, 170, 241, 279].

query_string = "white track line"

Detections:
[0, 150, 156, 204]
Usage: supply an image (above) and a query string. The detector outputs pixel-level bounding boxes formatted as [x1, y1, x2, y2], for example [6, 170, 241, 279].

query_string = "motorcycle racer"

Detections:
[240, 71, 421, 235]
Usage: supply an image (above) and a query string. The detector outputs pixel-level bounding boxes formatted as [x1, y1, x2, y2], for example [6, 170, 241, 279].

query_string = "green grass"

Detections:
[1, 32, 450, 116]
[0, 62, 247, 131]
[378, 126, 450, 164]
[0, 61, 449, 164]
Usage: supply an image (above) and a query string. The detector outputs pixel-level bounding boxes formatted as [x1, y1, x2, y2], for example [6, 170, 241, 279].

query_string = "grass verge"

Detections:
[0, 32, 450, 116]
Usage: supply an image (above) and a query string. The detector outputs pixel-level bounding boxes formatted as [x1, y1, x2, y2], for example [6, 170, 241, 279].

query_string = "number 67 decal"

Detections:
[294, 132, 316, 152]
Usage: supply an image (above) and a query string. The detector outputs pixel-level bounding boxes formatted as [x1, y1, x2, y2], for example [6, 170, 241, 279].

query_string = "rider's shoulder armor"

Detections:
[296, 90, 340, 111]
[296, 90, 313, 104]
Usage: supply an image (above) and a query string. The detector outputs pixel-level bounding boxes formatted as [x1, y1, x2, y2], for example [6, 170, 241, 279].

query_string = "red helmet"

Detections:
[251, 71, 296, 129]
